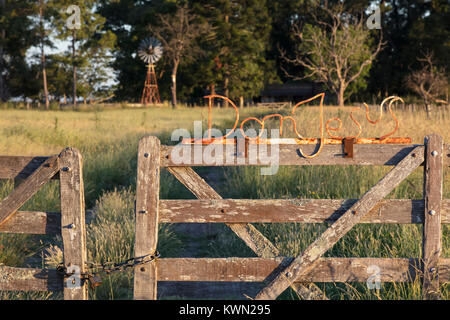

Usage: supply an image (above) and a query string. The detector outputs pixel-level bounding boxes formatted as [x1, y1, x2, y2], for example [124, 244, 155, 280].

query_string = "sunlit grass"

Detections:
[0, 103, 448, 300]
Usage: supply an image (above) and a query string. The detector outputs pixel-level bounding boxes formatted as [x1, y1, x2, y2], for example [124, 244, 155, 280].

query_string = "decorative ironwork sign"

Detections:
[182, 93, 411, 158]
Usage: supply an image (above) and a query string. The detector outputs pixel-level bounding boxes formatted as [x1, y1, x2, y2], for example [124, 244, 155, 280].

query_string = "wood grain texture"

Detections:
[0, 143, 447, 179]
[255, 146, 425, 300]
[167, 165, 327, 300]
[0, 266, 63, 291]
[160, 143, 450, 167]
[59, 148, 88, 300]
[134, 136, 160, 300]
[155, 257, 450, 283]
[157, 281, 264, 300]
[2, 258, 448, 293]
[0, 156, 60, 179]
[0, 211, 60, 234]
[422, 134, 443, 299]
[159, 199, 450, 224]
[0, 156, 59, 227]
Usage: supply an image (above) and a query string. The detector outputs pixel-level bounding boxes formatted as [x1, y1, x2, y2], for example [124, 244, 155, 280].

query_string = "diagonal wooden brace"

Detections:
[254, 145, 425, 300]
[0, 156, 59, 227]
[167, 166, 327, 300]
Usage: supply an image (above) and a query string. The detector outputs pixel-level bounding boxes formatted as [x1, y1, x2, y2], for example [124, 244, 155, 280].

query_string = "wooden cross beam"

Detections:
[0, 156, 59, 227]
[254, 145, 425, 300]
[167, 166, 327, 300]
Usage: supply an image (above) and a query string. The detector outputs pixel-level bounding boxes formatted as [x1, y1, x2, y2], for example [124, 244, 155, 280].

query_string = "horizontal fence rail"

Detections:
[158, 199, 450, 224]
[0, 266, 63, 292]
[2, 198, 449, 235]
[155, 257, 450, 283]
[3, 257, 449, 292]
[0, 156, 60, 180]
[160, 143, 450, 167]
[0, 211, 60, 234]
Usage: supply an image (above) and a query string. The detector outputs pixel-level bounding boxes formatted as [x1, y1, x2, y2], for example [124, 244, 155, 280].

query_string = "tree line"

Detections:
[0, 0, 448, 108]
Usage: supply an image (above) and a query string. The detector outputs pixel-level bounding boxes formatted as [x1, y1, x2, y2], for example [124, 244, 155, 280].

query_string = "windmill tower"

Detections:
[138, 37, 163, 105]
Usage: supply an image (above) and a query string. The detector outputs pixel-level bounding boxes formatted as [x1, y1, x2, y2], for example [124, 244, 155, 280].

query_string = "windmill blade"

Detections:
[138, 36, 164, 64]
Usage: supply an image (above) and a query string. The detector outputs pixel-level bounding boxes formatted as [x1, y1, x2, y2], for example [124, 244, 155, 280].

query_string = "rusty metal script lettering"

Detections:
[183, 93, 411, 158]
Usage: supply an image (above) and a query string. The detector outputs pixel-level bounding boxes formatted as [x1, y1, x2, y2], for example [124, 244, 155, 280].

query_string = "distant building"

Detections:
[260, 82, 329, 103]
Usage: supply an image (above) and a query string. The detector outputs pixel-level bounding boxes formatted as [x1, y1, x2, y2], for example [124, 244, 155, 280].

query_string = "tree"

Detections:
[36, 0, 55, 109]
[367, 0, 449, 99]
[49, 0, 116, 106]
[280, 1, 383, 106]
[78, 29, 117, 102]
[404, 52, 448, 117]
[267, 0, 315, 84]
[150, 4, 210, 108]
[192, 0, 276, 105]
[97, 0, 281, 104]
[45, 54, 72, 103]
[0, 0, 4, 101]
[97, 0, 159, 102]
[0, 0, 38, 101]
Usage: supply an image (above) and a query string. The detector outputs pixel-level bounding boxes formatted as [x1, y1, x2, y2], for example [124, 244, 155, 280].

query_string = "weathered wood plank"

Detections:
[157, 281, 264, 300]
[2, 258, 448, 293]
[134, 136, 160, 300]
[159, 199, 450, 224]
[0, 211, 60, 234]
[0, 267, 63, 291]
[156, 258, 450, 283]
[0, 156, 59, 227]
[167, 166, 327, 300]
[0, 143, 447, 179]
[59, 148, 88, 300]
[0, 156, 61, 179]
[182, 137, 413, 145]
[254, 146, 425, 300]
[422, 134, 443, 299]
[161, 143, 450, 167]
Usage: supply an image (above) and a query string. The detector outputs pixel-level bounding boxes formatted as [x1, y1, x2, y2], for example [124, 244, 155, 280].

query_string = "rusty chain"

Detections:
[57, 250, 160, 289]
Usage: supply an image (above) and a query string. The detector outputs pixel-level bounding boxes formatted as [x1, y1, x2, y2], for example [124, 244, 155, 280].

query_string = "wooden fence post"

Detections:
[59, 148, 88, 300]
[134, 136, 160, 300]
[422, 134, 443, 299]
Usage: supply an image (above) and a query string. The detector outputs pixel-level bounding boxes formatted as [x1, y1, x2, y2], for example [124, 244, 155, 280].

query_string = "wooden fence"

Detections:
[354, 103, 449, 115]
[0, 148, 88, 300]
[0, 135, 448, 300]
[135, 134, 449, 300]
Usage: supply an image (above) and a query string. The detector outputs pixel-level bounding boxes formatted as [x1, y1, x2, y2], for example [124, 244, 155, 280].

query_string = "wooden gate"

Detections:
[134, 134, 449, 300]
[0, 148, 88, 300]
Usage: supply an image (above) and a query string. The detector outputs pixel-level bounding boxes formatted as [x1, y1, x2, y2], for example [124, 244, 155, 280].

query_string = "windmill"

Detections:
[138, 37, 163, 105]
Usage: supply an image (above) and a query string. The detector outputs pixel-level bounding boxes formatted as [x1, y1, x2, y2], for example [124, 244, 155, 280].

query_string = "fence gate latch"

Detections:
[343, 138, 356, 158]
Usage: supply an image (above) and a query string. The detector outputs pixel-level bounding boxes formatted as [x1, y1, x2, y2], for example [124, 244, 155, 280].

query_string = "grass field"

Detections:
[0, 102, 448, 300]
